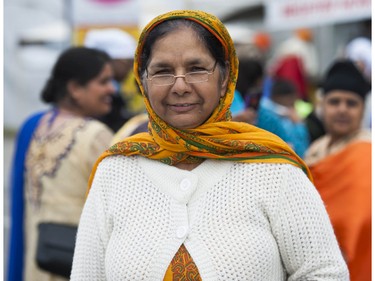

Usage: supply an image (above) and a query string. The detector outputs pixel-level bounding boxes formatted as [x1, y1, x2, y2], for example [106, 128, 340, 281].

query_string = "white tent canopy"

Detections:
[19, 20, 70, 43]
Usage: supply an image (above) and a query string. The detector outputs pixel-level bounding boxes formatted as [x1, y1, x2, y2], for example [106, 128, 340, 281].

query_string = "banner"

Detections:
[265, 0, 371, 30]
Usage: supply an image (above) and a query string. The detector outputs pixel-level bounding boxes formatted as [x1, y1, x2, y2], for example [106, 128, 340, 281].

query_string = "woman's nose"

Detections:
[336, 101, 349, 113]
[172, 75, 191, 95]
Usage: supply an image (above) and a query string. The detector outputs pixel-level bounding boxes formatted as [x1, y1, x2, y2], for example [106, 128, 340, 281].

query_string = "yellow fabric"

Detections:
[164, 244, 202, 281]
[87, 10, 312, 193]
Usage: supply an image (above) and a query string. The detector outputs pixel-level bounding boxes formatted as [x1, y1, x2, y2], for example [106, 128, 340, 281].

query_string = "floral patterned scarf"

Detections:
[88, 10, 312, 190]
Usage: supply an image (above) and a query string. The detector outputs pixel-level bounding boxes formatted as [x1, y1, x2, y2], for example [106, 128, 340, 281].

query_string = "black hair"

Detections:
[41, 47, 111, 104]
[139, 19, 227, 78]
[271, 78, 297, 98]
[236, 58, 264, 96]
[322, 59, 370, 100]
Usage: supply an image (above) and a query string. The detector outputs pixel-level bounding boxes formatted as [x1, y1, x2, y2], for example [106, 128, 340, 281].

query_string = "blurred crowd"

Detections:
[6, 13, 371, 281]
[230, 26, 372, 281]
[229, 23, 371, 157]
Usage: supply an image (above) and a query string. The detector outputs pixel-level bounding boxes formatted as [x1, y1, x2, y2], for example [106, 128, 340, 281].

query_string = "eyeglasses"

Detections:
[146, 61, 217, 86]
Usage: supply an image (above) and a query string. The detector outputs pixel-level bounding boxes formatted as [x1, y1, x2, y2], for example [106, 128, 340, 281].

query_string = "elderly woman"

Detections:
[305, 60, 371, 281]
[70, 10, 348, 280]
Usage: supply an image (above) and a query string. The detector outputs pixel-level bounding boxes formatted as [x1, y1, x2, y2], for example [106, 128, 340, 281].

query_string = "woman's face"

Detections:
[322, 90, 364, 138]
[73, 63, 115, 117]
[144, 27, 228, 129]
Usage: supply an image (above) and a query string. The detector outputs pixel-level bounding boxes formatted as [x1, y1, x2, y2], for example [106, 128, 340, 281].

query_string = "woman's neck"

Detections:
[328, 130, 361, 148]
[57, 101, 85, 118]
[174, 161, 202, 171]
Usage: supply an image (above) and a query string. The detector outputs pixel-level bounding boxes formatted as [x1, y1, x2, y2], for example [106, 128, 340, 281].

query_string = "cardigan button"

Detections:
[176, 226, 188, 238]
[180, 178, 191, 191]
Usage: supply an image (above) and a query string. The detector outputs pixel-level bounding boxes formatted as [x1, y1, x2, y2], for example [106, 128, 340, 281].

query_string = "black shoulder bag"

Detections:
[36, 222, 78, 278]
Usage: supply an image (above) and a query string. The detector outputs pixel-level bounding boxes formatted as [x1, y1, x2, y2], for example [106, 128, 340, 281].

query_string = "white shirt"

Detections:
[71, 156, 348, 281]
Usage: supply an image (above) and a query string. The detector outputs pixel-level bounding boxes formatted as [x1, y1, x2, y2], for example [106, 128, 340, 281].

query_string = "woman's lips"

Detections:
[333, 117, 350, 124]
[168, 103, 198, 113]
[101, 94, 113, 103]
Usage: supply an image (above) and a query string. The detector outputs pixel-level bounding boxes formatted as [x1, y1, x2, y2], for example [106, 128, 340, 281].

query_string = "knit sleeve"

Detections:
[70, 158, 111, 280]
[271, 165, 349, 280]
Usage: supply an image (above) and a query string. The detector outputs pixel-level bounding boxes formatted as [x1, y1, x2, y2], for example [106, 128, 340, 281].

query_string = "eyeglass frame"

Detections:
[146, 61, 218, 86]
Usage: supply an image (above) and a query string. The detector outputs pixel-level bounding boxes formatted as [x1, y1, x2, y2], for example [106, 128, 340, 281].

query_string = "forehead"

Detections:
[324, 90, 363, 101]
[100, 62, 113, 73]
[148, 27, 213, 65]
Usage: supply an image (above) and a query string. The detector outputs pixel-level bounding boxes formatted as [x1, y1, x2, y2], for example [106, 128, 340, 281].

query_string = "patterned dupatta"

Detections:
[88, 10, 312, 190]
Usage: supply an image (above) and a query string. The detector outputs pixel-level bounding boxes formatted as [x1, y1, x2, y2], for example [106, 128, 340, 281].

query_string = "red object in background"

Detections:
[271, 55, 308, 100]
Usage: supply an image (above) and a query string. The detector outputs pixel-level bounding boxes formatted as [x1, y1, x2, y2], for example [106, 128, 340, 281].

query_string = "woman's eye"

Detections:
[327, 99, 340, 106]
[157, 69, 169, 73]
[347, 100, 359, 107]
[190, 66, 206, 72]
[156, 70, 172, 75]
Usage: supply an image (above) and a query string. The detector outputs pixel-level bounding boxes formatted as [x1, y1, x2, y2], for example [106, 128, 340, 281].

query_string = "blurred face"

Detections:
[322, 90, 364, 139]
[144, 27, 228, 129]
[272, 92, 297, 108]
[73, 63, 115, 117]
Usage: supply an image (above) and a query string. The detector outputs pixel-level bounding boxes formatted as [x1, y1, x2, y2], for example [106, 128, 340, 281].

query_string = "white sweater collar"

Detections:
[137, 157, 234, 204]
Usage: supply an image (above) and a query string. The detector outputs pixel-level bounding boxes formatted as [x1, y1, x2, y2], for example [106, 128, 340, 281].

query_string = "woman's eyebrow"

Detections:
[148, 58, 210, 71]
[186, 58, 207, 65]
[148, 62, 171, 69]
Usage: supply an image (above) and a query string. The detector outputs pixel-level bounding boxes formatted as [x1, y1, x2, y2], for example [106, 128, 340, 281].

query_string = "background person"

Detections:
[272, 28, 319, 98]
[84, 28, 138, 132]
[304, 59, 371, 281]
[231, 57, 264, 124]
[257, 78, 310, 157]
[110, 112, 149, 145]
[7, 47, 114, 281]
[304, 89, 326, 143]
[71, 10, 348, 281]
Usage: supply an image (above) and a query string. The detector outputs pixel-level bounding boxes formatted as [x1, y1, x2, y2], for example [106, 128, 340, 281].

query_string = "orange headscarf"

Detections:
[88, 10, 312, 192]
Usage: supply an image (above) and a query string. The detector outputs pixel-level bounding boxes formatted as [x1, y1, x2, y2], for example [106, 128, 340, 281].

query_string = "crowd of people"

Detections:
[6, 8, 370, 281]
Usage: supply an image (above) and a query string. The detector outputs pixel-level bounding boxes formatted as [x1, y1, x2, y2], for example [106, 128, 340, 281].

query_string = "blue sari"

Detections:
[7, 112, 45, 281]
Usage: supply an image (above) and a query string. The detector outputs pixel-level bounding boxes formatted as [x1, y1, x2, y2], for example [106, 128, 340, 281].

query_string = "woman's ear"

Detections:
[67, 80, 82, 100]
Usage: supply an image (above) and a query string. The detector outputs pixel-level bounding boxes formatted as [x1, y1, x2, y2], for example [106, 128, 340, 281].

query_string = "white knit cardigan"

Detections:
[70, 155, 349, 281]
